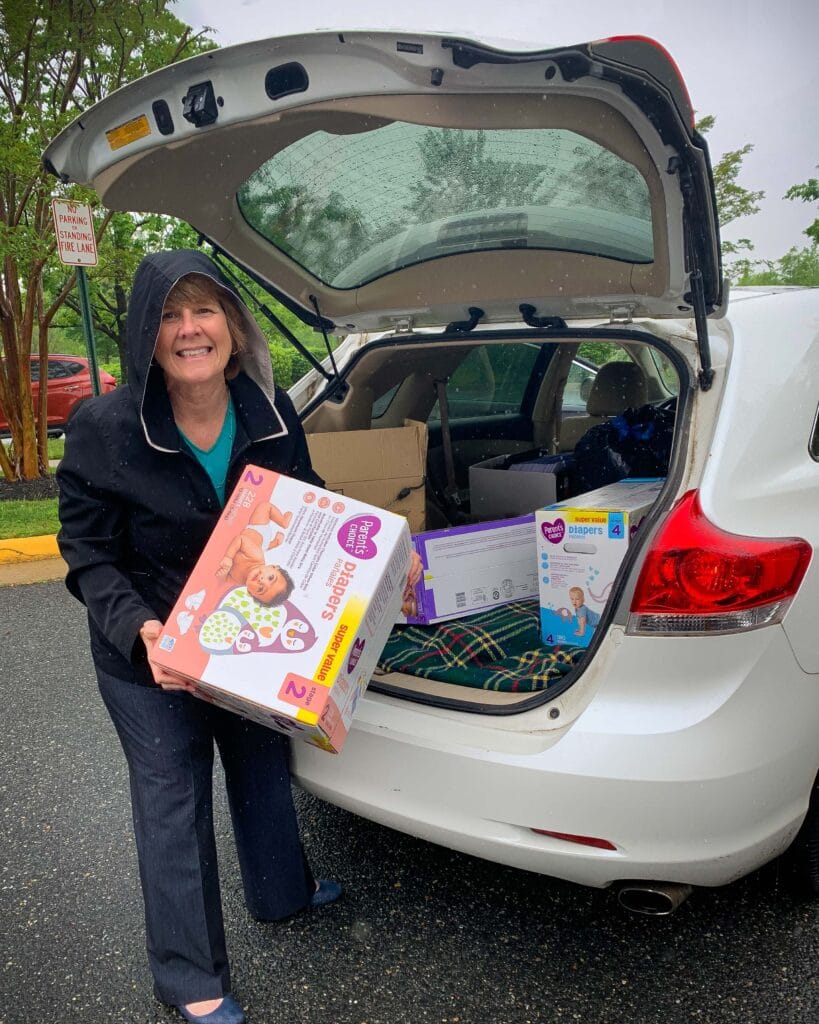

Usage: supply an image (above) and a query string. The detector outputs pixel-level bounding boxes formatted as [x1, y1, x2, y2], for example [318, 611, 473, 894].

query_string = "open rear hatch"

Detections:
[44, 31, 723, 383]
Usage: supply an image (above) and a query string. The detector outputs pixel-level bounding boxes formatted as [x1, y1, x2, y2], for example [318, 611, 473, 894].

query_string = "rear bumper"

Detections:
[292, 627, 819, 889]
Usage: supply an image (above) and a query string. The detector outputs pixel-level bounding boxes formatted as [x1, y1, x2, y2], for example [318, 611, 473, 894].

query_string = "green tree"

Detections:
[0, 0, 213, 482]
[734, 168, 819, 286]
[239, 179, 369, 285]
[784, 169, 819, 245]
[406, 129, 547, 222]
[695, 115, 764, 261]
[735, 245, 819, 286]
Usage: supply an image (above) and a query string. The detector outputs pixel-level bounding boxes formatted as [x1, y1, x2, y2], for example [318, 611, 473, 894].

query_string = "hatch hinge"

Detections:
[676, 165, 715, 392]
[446, 306, 484, 334]
[606, 304, 636, 325]
[390, 316, 415, 334]
[519, 304, 567, 330]
[309, 294, 349, 404]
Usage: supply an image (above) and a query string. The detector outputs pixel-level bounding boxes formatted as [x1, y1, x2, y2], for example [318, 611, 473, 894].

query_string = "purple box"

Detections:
[400, 515, 538, 625]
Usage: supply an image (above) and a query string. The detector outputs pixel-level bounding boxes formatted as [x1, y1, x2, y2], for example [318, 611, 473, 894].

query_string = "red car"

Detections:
[0, 355, 117, 436]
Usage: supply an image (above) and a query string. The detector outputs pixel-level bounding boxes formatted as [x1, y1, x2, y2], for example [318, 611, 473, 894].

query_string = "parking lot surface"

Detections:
[1, 580, 818, 1024]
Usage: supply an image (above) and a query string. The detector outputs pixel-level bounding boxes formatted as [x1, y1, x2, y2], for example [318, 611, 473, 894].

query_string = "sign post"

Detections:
[51, 199, 101, 396]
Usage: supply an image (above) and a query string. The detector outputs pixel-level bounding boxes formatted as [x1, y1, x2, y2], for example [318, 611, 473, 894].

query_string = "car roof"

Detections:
[44, 30, 723, 333]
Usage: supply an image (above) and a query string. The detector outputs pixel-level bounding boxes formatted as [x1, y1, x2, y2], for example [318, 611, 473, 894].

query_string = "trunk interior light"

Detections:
[531, 829, 618, 851]
[629, 490, 812, 635]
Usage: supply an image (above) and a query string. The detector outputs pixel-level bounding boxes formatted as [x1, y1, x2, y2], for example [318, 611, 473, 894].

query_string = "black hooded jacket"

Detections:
[57, 250, 321, 686]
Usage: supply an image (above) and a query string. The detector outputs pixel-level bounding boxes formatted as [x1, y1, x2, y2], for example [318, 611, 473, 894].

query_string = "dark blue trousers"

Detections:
[97, 669, 314, 1005]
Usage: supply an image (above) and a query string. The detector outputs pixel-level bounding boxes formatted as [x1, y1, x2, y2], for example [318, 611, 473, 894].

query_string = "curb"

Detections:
[0, 534, 61, 564]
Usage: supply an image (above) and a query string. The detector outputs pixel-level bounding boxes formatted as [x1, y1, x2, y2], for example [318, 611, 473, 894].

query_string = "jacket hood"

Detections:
[126, 249, 287, 451]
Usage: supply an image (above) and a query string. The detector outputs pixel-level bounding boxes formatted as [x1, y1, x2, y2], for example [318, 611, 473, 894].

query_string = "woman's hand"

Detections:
[139, 619, 198, 692]
[406, 549, 422, 588]
[400, 551, 423, 618]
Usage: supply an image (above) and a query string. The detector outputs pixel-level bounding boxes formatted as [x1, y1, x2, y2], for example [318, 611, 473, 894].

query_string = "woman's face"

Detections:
[155, 293, 233, 391]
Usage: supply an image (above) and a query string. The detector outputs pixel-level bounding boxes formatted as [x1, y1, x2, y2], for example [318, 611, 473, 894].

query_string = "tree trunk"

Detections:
[115, 281, 129, 385]
[36, 313, 50, 474]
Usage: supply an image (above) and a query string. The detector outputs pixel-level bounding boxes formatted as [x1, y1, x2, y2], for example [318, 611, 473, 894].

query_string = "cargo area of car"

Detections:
[301, 327, 686, 711]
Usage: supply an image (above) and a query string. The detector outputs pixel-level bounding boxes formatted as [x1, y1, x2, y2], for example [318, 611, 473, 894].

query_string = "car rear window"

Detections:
[237, 124, 653, 288]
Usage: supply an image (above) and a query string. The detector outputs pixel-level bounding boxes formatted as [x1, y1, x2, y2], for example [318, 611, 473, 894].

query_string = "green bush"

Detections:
[577, 341, 632, 366]
[98, 361, 121, 385]
[268, 344, 295, 388]
[289, 351, 313, 385]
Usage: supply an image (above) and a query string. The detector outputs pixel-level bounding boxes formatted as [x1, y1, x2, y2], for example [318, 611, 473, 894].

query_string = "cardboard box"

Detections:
[537, 478, 664, 648]
[469, 453, 574, 521]
[307, 419, 427, 533]
[401, 515, 538, 625]
[151, 465, 413, 753]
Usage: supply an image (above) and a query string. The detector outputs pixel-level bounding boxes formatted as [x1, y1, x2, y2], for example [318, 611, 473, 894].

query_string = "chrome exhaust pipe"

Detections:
[617, 881, 693, 916]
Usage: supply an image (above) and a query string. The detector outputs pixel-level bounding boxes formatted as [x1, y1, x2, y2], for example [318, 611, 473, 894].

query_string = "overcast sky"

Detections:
[175, 0, 818, 261]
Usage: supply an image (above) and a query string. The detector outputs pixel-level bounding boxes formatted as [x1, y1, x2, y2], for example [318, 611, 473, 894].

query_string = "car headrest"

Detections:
[585, 362, 647, 417]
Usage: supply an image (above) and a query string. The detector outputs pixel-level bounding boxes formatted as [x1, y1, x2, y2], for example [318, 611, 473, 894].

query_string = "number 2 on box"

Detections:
[279, 673, 319, 711]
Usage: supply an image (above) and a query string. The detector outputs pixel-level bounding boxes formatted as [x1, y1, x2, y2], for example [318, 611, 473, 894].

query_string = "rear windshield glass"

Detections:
[237, 124, 653, 288]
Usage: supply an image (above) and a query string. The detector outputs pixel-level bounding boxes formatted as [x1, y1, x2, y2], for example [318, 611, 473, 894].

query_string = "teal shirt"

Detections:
[179, 398, 236, 506]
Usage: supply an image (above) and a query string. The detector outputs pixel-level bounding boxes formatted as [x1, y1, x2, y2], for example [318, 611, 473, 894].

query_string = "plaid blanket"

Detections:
[378, 599, 584, 692]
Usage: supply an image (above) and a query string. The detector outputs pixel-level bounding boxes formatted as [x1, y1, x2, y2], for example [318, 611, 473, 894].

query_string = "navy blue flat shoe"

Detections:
[310, 879, 342, 908]
[175, 993, 246, 1024]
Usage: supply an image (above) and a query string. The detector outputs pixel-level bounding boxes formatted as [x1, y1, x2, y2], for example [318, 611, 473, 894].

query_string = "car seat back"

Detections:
[585, 361, 647, 417]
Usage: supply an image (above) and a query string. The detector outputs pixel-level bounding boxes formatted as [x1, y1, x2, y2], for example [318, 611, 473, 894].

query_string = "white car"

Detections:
[45, 30, 819, 913]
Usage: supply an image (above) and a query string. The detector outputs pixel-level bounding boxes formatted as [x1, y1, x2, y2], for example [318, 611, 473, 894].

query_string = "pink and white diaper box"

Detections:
[400, 515, 539, 625]
[151, 465, 412, 753]
[537, 478, 664, 648]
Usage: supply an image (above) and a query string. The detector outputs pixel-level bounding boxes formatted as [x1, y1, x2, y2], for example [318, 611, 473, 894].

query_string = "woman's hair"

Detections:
[164, 273, 248, 379]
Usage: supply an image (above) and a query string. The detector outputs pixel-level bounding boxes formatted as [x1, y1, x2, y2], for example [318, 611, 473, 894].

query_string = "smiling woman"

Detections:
[54, 249, 339, 1024]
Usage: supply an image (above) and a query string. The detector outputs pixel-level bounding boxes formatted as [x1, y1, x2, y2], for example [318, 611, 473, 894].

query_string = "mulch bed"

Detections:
[0, 475, 60, 501]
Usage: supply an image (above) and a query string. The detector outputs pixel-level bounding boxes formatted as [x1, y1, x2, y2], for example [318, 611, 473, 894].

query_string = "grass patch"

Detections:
[0, 499, 60, 540]
[47, 437, 65, 461]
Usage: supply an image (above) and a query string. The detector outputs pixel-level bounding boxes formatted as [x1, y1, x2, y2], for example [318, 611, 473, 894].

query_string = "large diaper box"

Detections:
[151, 465, 412, 753]
[400, 515, 538, 625]
[536, 479, 663, 648]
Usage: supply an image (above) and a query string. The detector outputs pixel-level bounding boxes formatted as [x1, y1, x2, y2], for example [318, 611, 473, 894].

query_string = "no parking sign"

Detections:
[50, 199, 101, 394]
[51, 200, 98, 266]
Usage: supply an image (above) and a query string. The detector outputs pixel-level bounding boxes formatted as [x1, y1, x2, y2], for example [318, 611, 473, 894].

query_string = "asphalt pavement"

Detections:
[1, 577, 818, 1024]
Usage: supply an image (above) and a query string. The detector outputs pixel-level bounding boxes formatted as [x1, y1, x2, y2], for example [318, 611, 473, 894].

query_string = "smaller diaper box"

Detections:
[151, 465, 413, 753]
[536, 479, 664, 648]
[400, 515, 538, 626]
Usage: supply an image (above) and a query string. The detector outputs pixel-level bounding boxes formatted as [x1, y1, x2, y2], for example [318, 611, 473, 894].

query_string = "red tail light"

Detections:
[629, 491, 811, 635]
[531, 829, 617, 851]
